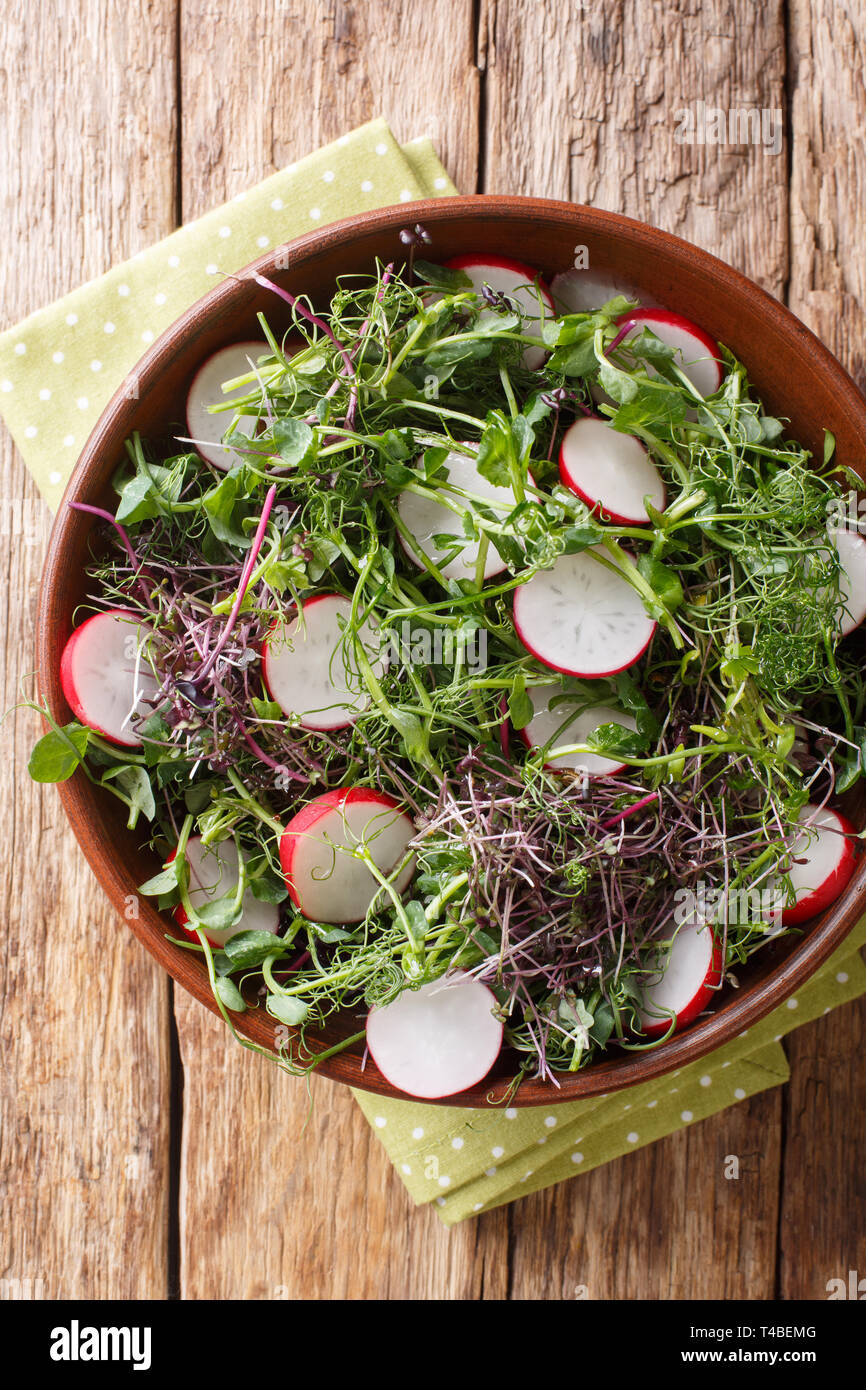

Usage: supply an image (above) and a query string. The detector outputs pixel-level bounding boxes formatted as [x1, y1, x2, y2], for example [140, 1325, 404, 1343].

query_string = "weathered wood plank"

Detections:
[481, 0, 789, 1299]
[179, 0, 480, 206]
[507, 1096, 782, 1299]
[481, 0, 789, 295]
[174, 996, 512, 1299]
[780, 0, 866, 1299]
[175, 0, 484, 1300]
[0, 0, 176, 1299]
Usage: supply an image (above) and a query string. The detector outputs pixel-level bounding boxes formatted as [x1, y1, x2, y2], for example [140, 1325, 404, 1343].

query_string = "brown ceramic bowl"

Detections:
[37, 195, 866, 1105]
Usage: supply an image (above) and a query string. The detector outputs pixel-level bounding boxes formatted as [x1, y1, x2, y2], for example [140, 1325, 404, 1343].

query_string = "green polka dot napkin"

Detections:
[2, 117, 864, 1225]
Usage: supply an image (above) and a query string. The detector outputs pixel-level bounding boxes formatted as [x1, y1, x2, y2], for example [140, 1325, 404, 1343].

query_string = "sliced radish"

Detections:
[616, 308, 723, 397]
[366, 970, 503, 1098]
[512, 548, 656, 678]
[279, 787, 416, 924]
[445, 254, 553, 369]
[262, 594, 385, 732]
[638, 916, 724, 1037]
[519, 686, 637, 776]
[396, 446, 519, 582]
[829, 528, 866, 636]
[559, 416, 665, 525]
[550, 267, 654, 315]
[186, 341, 265, 470]
[777, 803, 857, 926]
[171, 837, 280, 947]
[59, 608, 159, 747]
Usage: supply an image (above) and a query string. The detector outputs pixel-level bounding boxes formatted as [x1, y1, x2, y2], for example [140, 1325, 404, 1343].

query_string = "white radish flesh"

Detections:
[638, 917, 723, 1036]
[262, 594, 385, 732]
[616, 309, 723, 397]
[59, 609, 159, 747]
[280, 788, 415, 924]
[830, 528, 866, 636]
[445, 255, 553, 369]
[174, 837, 280, 947]
[186, 341, 265, 470]
[396, 447, 518, 581]
[520, 686, 637, 776]
[559, 416, 665, 525]
[512, 547, 656, 678]
[366, 970, 503, 1098]
[778, 803, 857, 925]
[550, 267, 655, 315]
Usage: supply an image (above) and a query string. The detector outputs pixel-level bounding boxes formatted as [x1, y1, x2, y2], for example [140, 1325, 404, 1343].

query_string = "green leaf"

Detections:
[215, 977, 246, 1012]
[549, 337, 598, 377]
[824, 429, 836, 465]
[251, 695, 284, 722]
[562, 522, 603, 553]
[248, 873, 288, 904]
[223, 929, 284, 968]
[100, 764, 156, 828]
[413, 260, 473, 292]
[597, 357, 640, 404]
[627, 327, 676, 366]
[138, 861, 181, 896]
[402, 900, 428, 948]
[192, 892, 241, 931]
[586, 720, 644, 758]
[475, 410, 514, 487]
[271, 417, 315, 467]
[115, 473, 160, 525]
[203, 470, 249, 547]
[507, 675, 533, 731]
[636, 554, 684, 613]
[267, 994, 309, 1026]
[28, 722, 89, 782]
[306, 920, 355, 943]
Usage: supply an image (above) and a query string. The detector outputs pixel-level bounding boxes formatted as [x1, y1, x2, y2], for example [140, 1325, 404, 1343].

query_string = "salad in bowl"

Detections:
[32, 215, 866, 1101]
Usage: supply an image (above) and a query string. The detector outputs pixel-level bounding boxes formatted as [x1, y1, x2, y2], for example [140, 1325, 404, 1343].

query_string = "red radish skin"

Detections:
[512, 548, 656, 678]
[444, 255, 553, 369]
[638, 918, 724, 1038]
[365, 970, 503, 1099]
[280, 787, 415, 924]
[170, 837, 280, 947]
[186, 341, 265, 471]
[558, 416, 666, 526]
[518, 686, 637, 776]
[616, 308, 723, 398]
[396, 446, 520, 582]
[262, 593, 385, 732]
[779, 803, 858, 926]
[830, 528, 866, 636]
[59, 608, 159, 748]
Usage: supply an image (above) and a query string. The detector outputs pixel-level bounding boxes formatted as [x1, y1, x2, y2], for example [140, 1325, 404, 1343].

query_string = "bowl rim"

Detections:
[36, 193, 866, 1106]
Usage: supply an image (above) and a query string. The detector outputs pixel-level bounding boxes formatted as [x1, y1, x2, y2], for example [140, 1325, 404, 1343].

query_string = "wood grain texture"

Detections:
[481, 0, 788, 1300]
[480, 0, 789, 295]
[179, 0, 480, 207]
[508, 1095, 782, 1300]
[780, 0, 866, 1300]
[0, 1, 176, 1298]
[788, 0, 866, 389]
[175, 0, 486, 1301]
[2, 0, 865, 1302]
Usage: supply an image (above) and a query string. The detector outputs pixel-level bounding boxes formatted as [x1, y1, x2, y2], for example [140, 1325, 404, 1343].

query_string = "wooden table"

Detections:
[2, 0, 864, 1301]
